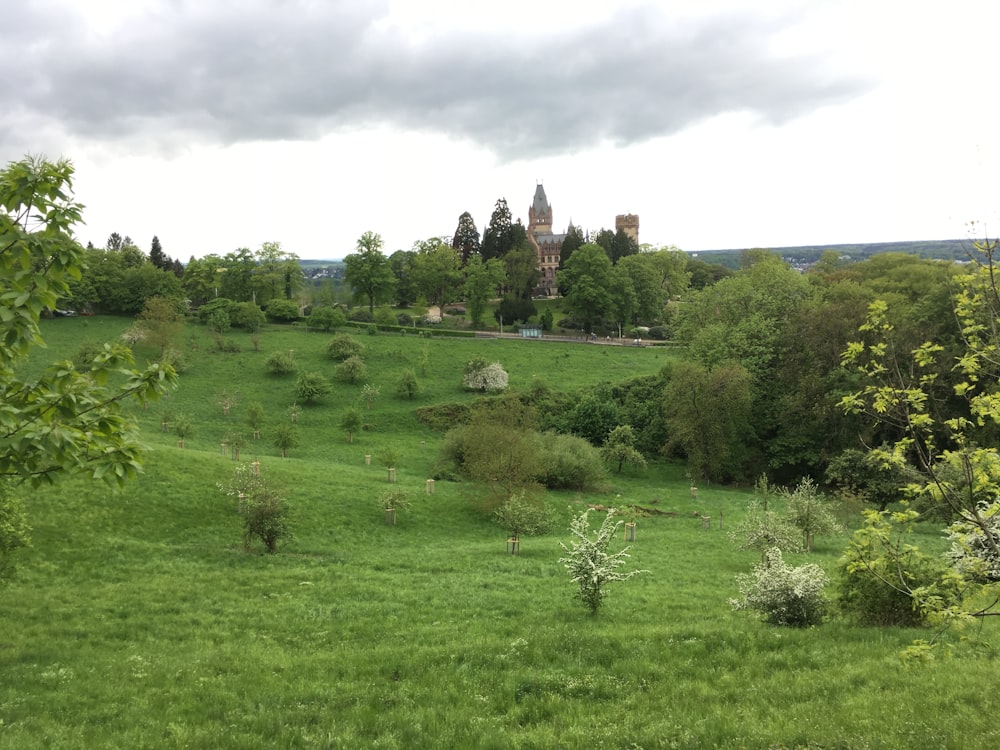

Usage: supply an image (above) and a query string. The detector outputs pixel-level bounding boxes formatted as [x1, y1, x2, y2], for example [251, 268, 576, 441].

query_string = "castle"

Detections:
[525, 183, 639, 295]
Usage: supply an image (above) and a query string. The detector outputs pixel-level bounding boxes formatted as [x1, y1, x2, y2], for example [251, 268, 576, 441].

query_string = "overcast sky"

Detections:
[4, 0, 998, 260]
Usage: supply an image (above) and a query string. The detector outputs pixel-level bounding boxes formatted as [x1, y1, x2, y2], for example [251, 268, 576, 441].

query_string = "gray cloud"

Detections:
[2, 1, 870, 160]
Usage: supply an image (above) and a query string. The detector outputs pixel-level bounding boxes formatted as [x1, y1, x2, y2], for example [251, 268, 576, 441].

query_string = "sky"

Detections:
[4, 0, 998, 261]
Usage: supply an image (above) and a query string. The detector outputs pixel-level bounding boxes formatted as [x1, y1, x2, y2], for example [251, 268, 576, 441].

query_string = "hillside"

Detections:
[690, 238, 974, 269]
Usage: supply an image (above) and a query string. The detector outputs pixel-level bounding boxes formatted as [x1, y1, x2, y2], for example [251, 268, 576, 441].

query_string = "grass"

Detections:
[3, 317, 999, 748]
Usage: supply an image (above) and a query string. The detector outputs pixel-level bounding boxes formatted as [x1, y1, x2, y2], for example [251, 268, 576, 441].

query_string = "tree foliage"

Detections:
[344, 231, 395, 313]
[663, 361, 754, 483]
[451, 211, 481, 265]
[492, 492, 554, 539]
[410, 238, 463, 308]
[0, 155, 176, 489]
[558, 244, 613, 334]
[838, 238, 1000, 649]
[462, 255, 504, 328]
[781, 477, 843, 552]
[601, 425, 647, 473]
[481, 198, 515, 261]
[294, 371, 332, 403]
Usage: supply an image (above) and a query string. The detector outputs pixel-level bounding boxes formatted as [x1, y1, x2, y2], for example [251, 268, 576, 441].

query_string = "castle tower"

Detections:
[615, 213, 639, 245]
[527, 183, 564, 296]
[528, 183, 553, 234]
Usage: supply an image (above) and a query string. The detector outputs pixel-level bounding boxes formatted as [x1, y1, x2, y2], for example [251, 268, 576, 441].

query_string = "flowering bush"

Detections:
[463, 359, 508, 392]
[731, 547, 829, 627]
[948, 503, 1000, 582]
[559, 509, 648, 614]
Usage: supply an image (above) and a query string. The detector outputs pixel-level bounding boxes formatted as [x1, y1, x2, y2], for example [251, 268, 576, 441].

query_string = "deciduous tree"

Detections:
[558, 243, 613, 333]
[462, 255, 504, 328]
[410, 238, 463, 309]
[344, 231, 395, 314]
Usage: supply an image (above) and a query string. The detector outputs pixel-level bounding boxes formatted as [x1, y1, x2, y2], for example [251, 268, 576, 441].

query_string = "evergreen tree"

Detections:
[149, 235, 168, 270]
[559, 224, 585, 273]
[482, 198, 515, 261]
[451, 211, 481, 265]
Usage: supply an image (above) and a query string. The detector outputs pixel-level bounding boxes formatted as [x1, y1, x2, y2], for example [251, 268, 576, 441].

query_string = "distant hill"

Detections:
[689, 239, 976, 270]
[298, 239, 978, 275]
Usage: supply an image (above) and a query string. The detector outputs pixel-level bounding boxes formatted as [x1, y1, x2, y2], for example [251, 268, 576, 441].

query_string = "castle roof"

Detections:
[532, 183, 550, 215]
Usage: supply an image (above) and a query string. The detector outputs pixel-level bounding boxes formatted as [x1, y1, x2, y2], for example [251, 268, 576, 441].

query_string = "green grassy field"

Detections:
[3, 317, 998, 749]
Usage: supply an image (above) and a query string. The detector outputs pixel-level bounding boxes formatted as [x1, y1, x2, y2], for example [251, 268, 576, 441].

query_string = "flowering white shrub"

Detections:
[463, 361, 508, 392]
[947, 502, 1000, 582]
[120, 325, 145, 345]
[730, 547, 829, 627]
[559, 509, 648, 614]
[422, 314, 442, 325]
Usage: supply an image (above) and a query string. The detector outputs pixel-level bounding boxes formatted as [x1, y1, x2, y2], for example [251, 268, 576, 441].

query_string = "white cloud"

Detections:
[3, 0, 998, 258]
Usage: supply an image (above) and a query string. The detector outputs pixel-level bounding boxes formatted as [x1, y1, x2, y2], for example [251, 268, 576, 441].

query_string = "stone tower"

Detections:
[528, 183, 553, 234]
[615, 213, 639, 244]
[527, 183, 564, 295]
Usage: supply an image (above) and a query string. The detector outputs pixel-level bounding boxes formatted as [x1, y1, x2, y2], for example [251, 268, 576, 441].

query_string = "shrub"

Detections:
[294, 371, 332, 404]
[838, 508, 943, 626]
[273, 424, 299, 457]
[341, 408, 363, 443]
[433, 424, 472, 479]
[731, 547, 829, 627]
[374, 307, 397, 327]
[782, 478, 843, 552]
[197, 297, 238, 324]
[397, 368, 420, 399]
[494, 295, 536, 325]
[349, 309, 373, 323]
[361, 383, 381, 409]
[559, 509, 648, 614]
[265, 350, 297, 375]
[492, 492, 554, 539]
[265, 298, 301, 323]
[947, 504, 1000, 582]
[241, 487, 291, 554]
[326, 333, 365, 361]
[378, 487, 411, 511]
[231, 302, 266, 333]
[729, 478, 803, 561]
[306, 306, 346, 332]
[335, 355, 367, 384]
[207, 309, 231, 335]
[463, 360, 509, 393]
[541, 433, 607, 490]
[416, 403, 471, 431]
[396, 312, 413, 326]
[245, 401, 265, 436]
